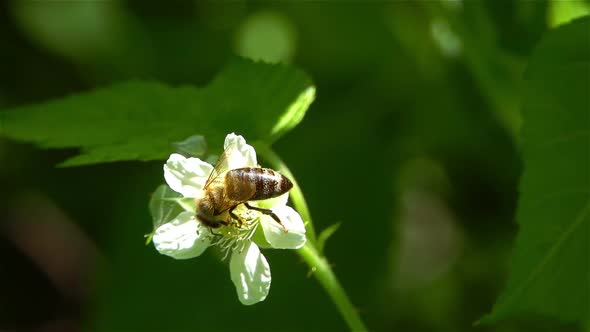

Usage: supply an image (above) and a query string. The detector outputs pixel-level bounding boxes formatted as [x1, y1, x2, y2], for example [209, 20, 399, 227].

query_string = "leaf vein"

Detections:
[500, 200, 590, 310]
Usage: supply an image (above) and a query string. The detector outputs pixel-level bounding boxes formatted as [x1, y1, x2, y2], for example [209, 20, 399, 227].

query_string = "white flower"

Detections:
[151, 133, 306, 305]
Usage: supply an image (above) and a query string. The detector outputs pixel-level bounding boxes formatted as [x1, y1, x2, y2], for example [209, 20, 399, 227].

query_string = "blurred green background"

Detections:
[0, 1, 587, 331]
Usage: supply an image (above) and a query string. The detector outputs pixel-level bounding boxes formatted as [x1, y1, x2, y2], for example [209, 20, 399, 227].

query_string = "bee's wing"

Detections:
[203, 140, 238, 189]
[203, 141, 247, 214]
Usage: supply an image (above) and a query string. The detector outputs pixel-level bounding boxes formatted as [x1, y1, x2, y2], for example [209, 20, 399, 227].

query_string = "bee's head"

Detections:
[196, 210, 224, 229]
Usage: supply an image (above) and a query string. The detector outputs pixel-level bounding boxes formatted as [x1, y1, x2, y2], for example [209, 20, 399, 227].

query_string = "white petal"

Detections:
[152, 211, 211, 259]
[164, 153, 213, 197]
[230, 241, 271, 305]
[260, 206, 306, 249]
[224, 133, 257, 168]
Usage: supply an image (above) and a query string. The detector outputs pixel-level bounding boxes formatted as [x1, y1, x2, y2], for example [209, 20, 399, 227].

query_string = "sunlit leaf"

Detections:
[482, 17, 590, 324]
[0, 57, 314, 166]
[549, 0, 590, 27]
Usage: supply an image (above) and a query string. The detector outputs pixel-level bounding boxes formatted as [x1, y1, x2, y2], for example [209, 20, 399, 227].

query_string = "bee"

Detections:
[196, 141, 293, 231]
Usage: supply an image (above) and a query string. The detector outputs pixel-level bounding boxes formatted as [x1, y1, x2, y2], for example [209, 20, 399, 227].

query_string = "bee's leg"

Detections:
[206, 219, 229, 236]
[209, 227, 223, 236]
[243, 203, 288, 233]
[228, 206, 242, 227]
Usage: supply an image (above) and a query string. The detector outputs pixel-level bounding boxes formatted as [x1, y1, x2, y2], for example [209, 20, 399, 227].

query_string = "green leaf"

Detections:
[549, 0, 590, 28]
[148, 185, 186, 230]
[316, 222, 341, 254]
[0, 57, 314, 166]
[482, 17, 590, 324]
[171, 135, 207, 158]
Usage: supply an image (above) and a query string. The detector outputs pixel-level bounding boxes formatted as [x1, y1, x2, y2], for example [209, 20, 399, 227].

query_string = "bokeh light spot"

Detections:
[234, 11, 297, 63]
[430, 18, 462, 58]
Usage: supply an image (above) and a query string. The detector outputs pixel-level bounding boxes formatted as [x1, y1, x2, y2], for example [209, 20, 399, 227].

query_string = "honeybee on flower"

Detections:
[150, 133, 306, 305]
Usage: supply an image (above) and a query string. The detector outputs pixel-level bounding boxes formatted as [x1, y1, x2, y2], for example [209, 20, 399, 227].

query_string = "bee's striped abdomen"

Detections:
[226, 167, 293, 202]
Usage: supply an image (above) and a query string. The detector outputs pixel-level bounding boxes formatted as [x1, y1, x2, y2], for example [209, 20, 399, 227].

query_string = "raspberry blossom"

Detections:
[151, 133, 306, 305]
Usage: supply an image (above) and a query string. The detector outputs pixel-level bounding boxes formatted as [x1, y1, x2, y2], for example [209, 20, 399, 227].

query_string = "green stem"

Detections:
[298, 243, 368, 332]
[256, 143, 368, 332]
[254, 143, 316, 243]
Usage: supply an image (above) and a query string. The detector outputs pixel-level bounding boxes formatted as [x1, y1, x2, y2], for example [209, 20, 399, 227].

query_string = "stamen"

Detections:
[210, 217, 260, 260]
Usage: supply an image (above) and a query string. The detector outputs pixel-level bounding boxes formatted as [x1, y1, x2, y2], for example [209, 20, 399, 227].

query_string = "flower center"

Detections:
[210, 211, 260, 260]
